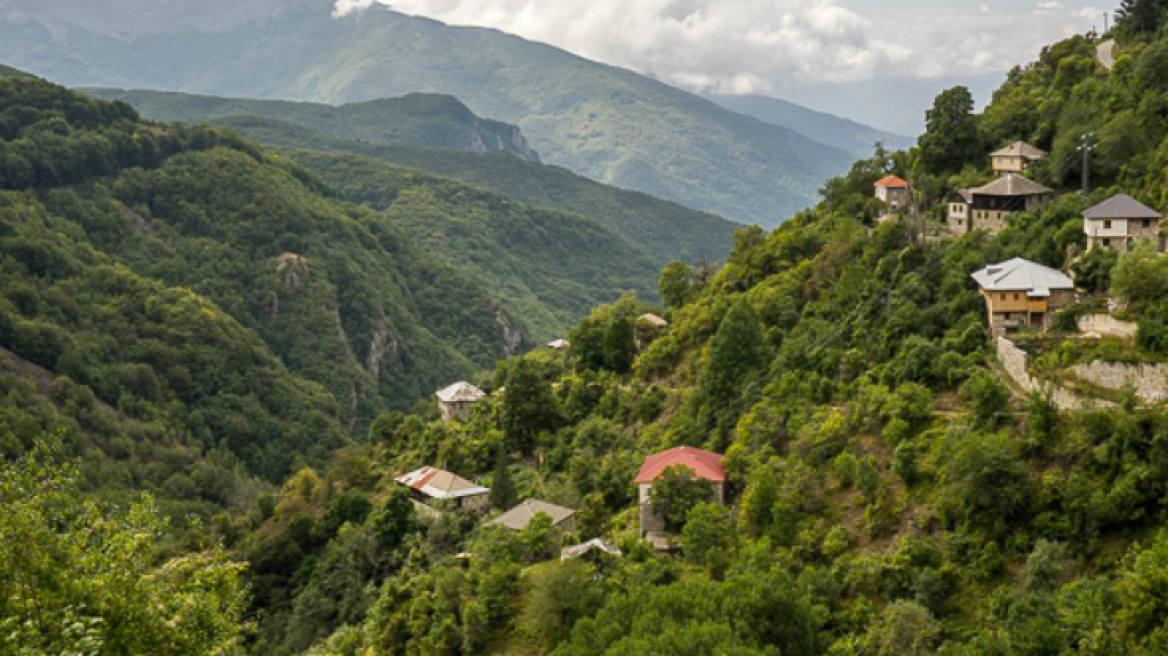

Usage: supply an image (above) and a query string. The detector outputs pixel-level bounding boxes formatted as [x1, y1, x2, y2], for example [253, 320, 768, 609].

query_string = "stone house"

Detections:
[1083, 193, 1164, 252]
[971, 257, 1076, 334]
[635, 446, 726, 544]
[488, 499, 577, 533]
[635, 313, 669, 350]
[396, 466, 491, 511]
[991, 141, 1047, 176]
[948, 174, 1054, 236]
[435, 381, 486, 422]
[873, 174, 912, 212]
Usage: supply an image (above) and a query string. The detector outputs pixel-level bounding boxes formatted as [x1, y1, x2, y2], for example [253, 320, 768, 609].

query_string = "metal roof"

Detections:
[1082, 194, 1163, 220]
[435, 381, 486, 404]
[970, 257, 1075, 293]
[396, 466, 490, 499]
[488, 499, 576, 530]
[970, 173, 1053, 198]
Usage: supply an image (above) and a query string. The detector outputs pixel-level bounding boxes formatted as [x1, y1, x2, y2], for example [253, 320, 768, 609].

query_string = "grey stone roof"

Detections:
[488, 499, 576, 530]
[1083, 194, 1163, 220]
[991, 141, 1048, 160]
[971, 173, 1053, 198]
[971, 257, 1075, 296]
[435, 381, 486, 404]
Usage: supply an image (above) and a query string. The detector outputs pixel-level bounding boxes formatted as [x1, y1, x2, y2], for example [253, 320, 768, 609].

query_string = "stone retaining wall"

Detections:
[1077, 314, 1138, 339]
[995, 338, 1113, 410]
[1070, 360, 1168, 403]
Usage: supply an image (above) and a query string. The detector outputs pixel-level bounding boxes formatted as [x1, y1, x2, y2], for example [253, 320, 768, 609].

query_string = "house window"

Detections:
[1014, 293, 1020, 301]
[1000, 293, 1006, 301]
[1103, 238, 1111, 247]
[1104, 220, 1112, 229]
[1144, 219, 1151, 229]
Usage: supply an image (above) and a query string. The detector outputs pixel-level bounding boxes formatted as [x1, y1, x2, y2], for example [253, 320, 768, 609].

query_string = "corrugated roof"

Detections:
[396, 466, 490, 499]
[635, 446, 725, 484]
[874, 174, 911, 188]
[970, 257, 1075, 293]
[488, 499, 576, 530]
[435, 381, 486, 404]
[991, 141, 1048, 160]
[1082, 194, 1163, 220]
[562, 538, 622, 561]
[971, 173, 1053, 198]
[547, 338, 570, 349]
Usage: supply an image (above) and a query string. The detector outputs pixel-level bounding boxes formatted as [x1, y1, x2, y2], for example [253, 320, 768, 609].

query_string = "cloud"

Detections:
[332, 0, 1102, 92]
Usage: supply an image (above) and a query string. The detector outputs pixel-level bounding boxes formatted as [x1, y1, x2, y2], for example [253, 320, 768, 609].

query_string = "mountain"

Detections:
[83, 89, 540, 160]
[0, 75, 658, 469]
[706, 92, 914, 157]
[772, 73, 1005, 137]
[84, 88, 738, 264]
[0, 0, 854, 227]
[0, 63, 33, 79]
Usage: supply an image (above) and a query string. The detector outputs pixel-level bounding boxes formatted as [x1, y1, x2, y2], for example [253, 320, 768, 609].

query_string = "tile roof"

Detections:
[874, 174, 911, 188]
[435, 381, 486, 404]
[1082, 194, 1163, 220]
[991, 141, 1048, 160]
[488, 499, 576, 530]
[971, 173, 1053, 198]
[396, 466, 490, 499]
[970, 257, 1075, 295]
[635, 446, 726, 484]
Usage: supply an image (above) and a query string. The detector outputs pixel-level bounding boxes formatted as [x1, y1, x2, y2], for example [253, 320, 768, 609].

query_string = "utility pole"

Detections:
[1078, 133, 1095, 196]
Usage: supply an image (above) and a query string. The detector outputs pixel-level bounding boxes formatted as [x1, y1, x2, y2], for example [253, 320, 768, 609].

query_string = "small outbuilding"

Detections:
[396, 466, 491, 511]
[1083, 193, 1163, 252]
[435, 381, 486, 422]
[635, 313, 669, 350]
[547, 338, 571, 350]
[488, 499, 577, 533]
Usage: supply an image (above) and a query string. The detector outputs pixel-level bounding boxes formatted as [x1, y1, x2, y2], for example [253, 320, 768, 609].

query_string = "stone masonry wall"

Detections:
[1077, 314, 1138, 339]
[1070, 360, 1168, 403]
[995, 337, 1113, 410]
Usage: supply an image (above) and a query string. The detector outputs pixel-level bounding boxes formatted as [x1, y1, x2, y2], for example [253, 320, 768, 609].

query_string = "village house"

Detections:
[1083, 193, 1164, 252]
[635, 313, 669, 350]
[948, 174, 1054, 236]
[636, 446, 726, 546]
[873, 174, 912, 213]
[991, 141, 1047, 176]
[971, 257, 1076, 334]
[435, 381, 486, 422]
[488, 499, 577, 533]
[547, 338, 570, 350]
[396, 466, 491, 511]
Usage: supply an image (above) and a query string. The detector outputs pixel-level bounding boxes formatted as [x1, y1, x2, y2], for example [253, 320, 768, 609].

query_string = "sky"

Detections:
[332, 0, 1115, 96]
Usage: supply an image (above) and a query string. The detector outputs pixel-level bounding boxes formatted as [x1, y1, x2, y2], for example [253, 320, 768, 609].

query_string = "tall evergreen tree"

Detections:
[699, 298, 765, 445]
[1116, 0, 1168, 33]
[917, 86, 983, 176]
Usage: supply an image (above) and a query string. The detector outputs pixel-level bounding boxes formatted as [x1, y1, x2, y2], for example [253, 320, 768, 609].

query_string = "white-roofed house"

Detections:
[396, 466, 491, 511]
[1082, 193, 1164, 253]
[435, 381, 486, 422]
[971, 258, 1077, 334]
[547, 339, 571, 350]
[991, 141, 1048, 176]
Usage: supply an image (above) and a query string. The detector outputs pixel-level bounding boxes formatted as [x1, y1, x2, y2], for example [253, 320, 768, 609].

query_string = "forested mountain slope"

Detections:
[198, 12, 1168, 656]
[81, 90, 737, 264]
[85, 89, 540, 160]
[0, 1, 853, 226]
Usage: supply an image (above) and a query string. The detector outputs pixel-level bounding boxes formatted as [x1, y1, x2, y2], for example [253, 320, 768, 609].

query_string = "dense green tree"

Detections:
[1113, 240, 1168, 313]
[501, 357, 563, 456]
[699, 298, 765, 445]
[918, 87, 983, 176]
[650, 464, 716, 532]
[1072, 247, 1119, 293]
[1117, 0, 1168, 33]
[660, 260, 699, 308]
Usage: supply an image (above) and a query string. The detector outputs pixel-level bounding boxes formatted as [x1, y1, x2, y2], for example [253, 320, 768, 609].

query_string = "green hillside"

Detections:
[77, 93, 736, 264]
[0, 63, 33, 79]
[180, 13, 1168, 656]
[85, 88, 540, 159]
[0, 3, 853, 226]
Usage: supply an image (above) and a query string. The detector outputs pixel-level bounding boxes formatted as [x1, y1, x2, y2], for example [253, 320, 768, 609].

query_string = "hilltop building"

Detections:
[873, 174, 912, 212]
[488, 499, 577, 533]
[991, 141, 1047, 175]
[635, 313, 669, 350]
[396, 466, 490, 511]
[636, 446, 726, 545]
[435, 381, 486, 422]
[948, 174, 1054, 236]
[1083, 193, 1163, 252]
[971, 257, 1076, 334]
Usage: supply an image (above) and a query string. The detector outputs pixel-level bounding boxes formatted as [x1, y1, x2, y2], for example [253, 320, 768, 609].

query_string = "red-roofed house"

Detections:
[636, 446, 726, 541]
[874, 174, 912, 212]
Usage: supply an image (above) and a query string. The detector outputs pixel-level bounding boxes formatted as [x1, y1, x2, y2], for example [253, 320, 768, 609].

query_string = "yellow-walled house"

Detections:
[971, 258, 1076, 334]
[991, 141, 1047, 176]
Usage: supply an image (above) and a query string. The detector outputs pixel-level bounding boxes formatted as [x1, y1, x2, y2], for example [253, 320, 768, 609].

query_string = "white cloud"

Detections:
[331, 0, 1103, 92]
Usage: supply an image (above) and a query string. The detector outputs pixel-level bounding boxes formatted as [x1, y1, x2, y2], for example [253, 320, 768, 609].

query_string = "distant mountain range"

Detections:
[85, 87, 739, 265]
[0, 0, 858, 227]
[705, 93, 914, 158]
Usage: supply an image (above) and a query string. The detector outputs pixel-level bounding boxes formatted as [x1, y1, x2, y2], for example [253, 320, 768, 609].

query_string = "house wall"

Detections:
[992, 155, 1025, 174]
[877, 187, 910, 209]
[948, 203, 970, 235]
[439, 399, 476, 422]
[458, 493, 490, 512]
[1086, 218, 1163, 252]
[638, 481, 726, 537]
